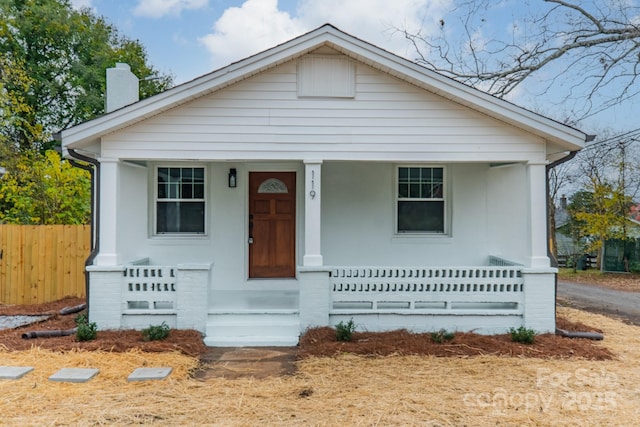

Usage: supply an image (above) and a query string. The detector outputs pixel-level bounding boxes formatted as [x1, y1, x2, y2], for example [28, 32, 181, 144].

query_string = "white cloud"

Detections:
[69, 0, 93, 10]
[134, 0, 209, 19]
[199, 0, 304, 68]
[199, 0, 452, 69]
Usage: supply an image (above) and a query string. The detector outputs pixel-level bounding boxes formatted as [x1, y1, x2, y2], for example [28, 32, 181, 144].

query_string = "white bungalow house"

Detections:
[59, 24, 587, 346]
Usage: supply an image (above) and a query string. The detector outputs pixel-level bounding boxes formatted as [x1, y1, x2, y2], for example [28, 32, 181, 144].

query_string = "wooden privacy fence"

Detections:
[0, 225, 90, 305]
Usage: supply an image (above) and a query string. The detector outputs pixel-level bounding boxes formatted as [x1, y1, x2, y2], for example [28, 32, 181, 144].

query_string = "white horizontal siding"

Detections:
[102, 58, 545, 162]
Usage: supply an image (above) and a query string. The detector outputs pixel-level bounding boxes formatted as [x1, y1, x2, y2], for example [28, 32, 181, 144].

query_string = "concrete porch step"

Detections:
[204, 312, 300, 347]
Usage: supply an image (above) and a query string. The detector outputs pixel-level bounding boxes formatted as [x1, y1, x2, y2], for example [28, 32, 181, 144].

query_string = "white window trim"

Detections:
[394, 165, 448, 235]
[153, 164, 208, 237]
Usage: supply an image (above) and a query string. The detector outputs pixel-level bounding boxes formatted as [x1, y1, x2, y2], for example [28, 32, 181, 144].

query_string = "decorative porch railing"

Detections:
[488, 255, 523, 267]
[123, 265, 177, 311]
[329, 266, 524, 312]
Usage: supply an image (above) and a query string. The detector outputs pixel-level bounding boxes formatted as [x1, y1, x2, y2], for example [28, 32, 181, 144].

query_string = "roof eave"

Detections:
[319, 31, 587, 150]
[61, 24, 588, 151]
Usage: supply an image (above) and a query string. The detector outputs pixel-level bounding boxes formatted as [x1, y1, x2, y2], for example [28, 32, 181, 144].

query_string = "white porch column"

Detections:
[95, 158, 120, 265]
[303, 160, 323, 266]
[527, 162, 550, 268]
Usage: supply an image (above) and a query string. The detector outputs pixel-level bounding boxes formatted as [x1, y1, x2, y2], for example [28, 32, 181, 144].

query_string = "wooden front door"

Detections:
[249, 172, 296, 278]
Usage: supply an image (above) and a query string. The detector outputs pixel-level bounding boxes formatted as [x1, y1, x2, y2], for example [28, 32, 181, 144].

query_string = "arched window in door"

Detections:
[258, 178, 288, 194]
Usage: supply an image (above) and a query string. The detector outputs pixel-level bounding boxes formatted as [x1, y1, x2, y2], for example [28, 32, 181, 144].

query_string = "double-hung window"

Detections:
[397, 166, 445, 233]
[156, 166, 205, 234]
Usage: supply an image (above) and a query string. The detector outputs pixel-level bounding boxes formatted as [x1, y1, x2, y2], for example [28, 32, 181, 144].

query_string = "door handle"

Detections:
[248, 214, 253, 244]
[248, 237, 254, 244]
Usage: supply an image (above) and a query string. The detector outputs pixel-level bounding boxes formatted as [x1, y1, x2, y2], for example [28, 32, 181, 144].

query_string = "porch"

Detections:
[86, 256, 556, 347]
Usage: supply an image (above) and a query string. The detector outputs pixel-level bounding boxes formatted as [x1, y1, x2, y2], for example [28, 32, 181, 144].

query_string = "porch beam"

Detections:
[527, 162, 551, 268]
[303, 160, 323, 266]
[94, 158, 120, 265]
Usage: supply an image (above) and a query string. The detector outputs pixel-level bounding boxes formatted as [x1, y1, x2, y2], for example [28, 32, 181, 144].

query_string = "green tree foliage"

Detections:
[0, 0, 172, 224]
[567, 187, 631, 255]
[0, 0, 172, 151]
[0, 150, 90, 224]
[0, 56, 44, 151]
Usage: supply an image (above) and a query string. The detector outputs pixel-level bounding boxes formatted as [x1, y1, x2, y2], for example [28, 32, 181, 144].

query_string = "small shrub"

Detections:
[142, 322, 170, 341]
[335, 318, 356, 342]
[75, 314, 97, 342]
[431, 329, 455, 343]
[509, 326, 536, 344]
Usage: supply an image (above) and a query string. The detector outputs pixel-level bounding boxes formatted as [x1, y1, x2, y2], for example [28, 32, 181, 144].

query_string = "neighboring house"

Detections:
[554, 196, 587, 267]
[59, 24, 587, 346]
[555, 198, 640, 271]
[603, 204, 640, 272]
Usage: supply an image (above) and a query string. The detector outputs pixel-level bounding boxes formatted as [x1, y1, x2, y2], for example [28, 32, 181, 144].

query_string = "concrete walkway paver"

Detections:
[0, 366, 34, 380]
[1, 348, 297, 382]
[128, 367, 172, 381]
[49, 368, 99, 383]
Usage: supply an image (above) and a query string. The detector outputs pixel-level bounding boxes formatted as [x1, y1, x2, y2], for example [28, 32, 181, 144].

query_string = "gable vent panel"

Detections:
[297, 55, 355, 98]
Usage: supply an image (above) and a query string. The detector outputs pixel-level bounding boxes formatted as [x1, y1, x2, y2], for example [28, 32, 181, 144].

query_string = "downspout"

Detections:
[546, 149, 579, 263]
[56, 142, 100, 316]
[546, 150, 578, 335]
[546, 134, 595, 334]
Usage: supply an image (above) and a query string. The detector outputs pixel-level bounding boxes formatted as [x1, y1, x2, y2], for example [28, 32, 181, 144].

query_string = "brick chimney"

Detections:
[105, 63, 139, 113]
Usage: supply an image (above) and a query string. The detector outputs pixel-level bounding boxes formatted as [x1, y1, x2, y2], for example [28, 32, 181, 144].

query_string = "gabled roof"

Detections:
[60, 24, 588, 152]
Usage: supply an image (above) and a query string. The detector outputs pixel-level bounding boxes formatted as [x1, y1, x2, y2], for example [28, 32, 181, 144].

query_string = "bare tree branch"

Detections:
[399, 0, 640, 121]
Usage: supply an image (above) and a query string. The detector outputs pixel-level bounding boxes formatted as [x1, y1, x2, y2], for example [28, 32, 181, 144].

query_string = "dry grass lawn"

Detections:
[1, 306, 639, 426]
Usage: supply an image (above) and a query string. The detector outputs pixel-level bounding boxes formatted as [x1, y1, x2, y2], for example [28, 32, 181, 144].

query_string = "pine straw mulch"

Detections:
[297, 316, 613, 360]
[0, 296, 613, 361]
[0, 297, 207, 357]
[0, 306, 636, 426]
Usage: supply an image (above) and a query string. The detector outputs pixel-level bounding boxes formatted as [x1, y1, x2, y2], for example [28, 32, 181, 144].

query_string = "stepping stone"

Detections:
[0, 366, 34, 380]
[49, 368, 99, 383]
[128, 367, 172, 382]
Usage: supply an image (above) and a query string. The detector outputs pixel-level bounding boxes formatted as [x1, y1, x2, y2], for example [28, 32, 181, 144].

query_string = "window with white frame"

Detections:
[397, 166, 445, 233]
[155, 166, 205, 234]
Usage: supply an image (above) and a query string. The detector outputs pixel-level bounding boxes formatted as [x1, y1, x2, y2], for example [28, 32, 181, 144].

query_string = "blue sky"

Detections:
[70, 0, 638, 134]
[73, 0, 449, 85]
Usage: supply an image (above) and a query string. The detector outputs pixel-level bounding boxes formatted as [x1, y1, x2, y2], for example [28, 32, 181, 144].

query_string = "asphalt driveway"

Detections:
[557, 280, 640, 325]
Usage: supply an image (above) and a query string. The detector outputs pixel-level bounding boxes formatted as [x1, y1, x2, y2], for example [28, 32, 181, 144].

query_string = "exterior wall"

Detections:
[88, 50, 554, 338]
[100, 54, 546, 164]
[99, 50, 544, 273]
[139, 162, 303, 299]
[487, 164, 529, 265]
[322, 161, 493, 266]
[116, 162, 148, 262]
[111, 159, 527, 290]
